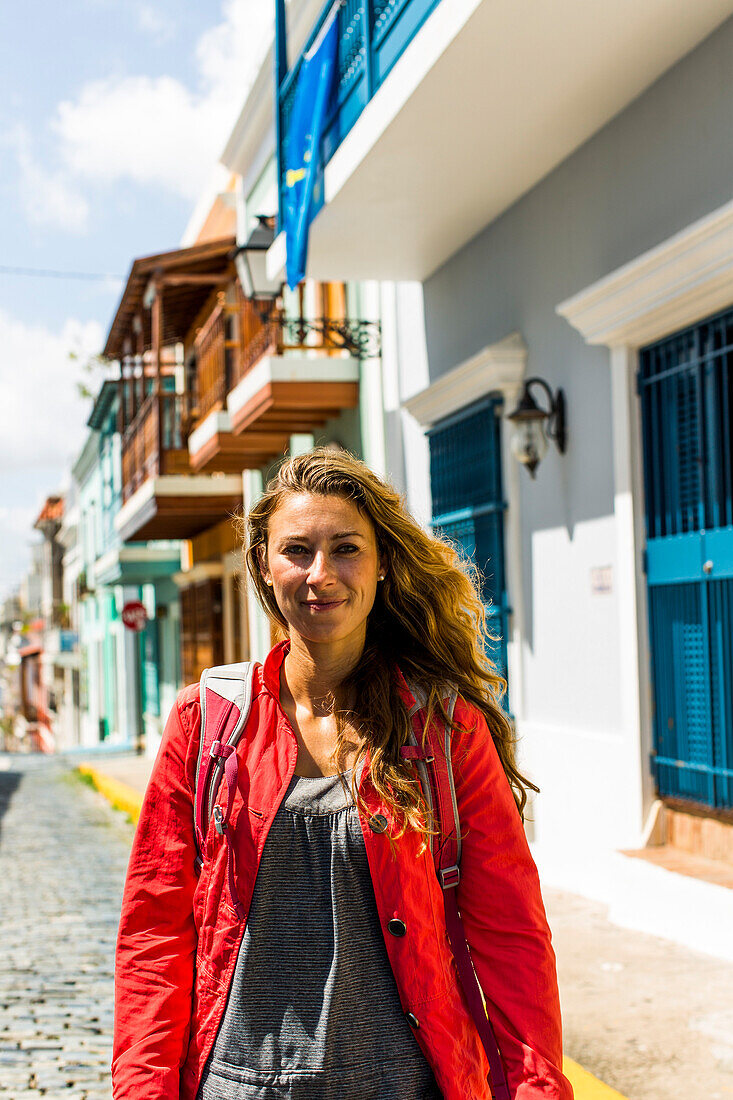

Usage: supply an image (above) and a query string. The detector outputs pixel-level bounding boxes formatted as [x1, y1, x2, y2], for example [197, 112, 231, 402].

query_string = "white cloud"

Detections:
[0, 309, 103, 473]
[136, 3, 172, 40]
[196, 0, 273, 105]
[54, 76, 211, 201]
[0, 503, 41, 602]
[46, 0, 272, 207]
[8, 126, 89, 233]
[0, 310, 104, 596]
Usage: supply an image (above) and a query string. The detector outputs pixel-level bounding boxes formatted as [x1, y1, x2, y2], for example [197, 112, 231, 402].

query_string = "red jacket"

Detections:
[113, 641, 573, 1099]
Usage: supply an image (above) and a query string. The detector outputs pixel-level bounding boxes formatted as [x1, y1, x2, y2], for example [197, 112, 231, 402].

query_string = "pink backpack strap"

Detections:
[194, 663, 256, 920]
[402, 685, 510, 1100]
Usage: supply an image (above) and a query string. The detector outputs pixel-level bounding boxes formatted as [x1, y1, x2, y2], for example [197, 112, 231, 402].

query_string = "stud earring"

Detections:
[378, 574, 385, 581]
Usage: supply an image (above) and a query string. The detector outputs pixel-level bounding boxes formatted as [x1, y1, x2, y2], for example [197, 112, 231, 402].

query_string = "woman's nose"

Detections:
[307, 551, 334, 586]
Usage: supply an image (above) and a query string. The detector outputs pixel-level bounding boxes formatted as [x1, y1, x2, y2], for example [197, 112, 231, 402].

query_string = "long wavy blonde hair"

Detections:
[245, 446, 536, 835]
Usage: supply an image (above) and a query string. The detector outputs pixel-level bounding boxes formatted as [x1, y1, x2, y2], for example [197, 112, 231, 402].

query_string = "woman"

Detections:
[112, 447, 573, 1100]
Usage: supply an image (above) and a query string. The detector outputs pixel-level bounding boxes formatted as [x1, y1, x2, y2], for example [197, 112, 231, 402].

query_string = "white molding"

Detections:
[557, 197, 733, 348]
[610, 346, 655, 844]
[188, 409, 232, 457]
[403, 333, 526, 428]
[226, 352, 360, 419]
[114, 475, 242, 535]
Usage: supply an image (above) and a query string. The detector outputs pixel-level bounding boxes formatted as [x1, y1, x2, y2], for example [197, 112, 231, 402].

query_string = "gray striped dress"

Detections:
[197, 768, 442, 1100]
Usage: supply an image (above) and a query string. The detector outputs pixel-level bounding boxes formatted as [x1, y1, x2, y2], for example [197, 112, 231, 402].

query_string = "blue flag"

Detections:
[283, 3, 339, 289]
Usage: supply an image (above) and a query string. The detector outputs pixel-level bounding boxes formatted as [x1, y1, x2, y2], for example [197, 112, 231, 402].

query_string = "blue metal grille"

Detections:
[640, 304, 733, 809]
[277, 0, 443, 227]
[428, 398, 509, 686]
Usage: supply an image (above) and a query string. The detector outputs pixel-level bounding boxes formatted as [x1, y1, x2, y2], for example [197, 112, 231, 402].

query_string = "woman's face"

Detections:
[262, 491, 385, 648]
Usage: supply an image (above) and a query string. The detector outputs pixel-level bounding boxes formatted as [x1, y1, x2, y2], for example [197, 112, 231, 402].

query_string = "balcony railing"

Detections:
[192, 290, 379, 422]
[192, 300, 239, 423]
[277, 0, 442, 226]
[121, 392, 189, 503]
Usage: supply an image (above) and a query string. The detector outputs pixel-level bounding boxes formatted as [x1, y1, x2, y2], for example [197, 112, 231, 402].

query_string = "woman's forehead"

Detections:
[269, 491, 372, 535]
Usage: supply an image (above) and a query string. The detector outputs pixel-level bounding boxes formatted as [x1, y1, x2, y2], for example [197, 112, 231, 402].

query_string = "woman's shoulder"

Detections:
[176, 681, 201, 709]
[173, 681, 202, 732]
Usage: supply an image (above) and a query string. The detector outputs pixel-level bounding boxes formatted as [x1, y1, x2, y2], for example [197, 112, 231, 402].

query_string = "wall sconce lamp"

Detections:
[507, 377, 567, 478]
[232, 215, 282, 318]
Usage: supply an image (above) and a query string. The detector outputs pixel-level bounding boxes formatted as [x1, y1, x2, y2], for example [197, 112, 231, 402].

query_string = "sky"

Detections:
[0, 0, 272, 600]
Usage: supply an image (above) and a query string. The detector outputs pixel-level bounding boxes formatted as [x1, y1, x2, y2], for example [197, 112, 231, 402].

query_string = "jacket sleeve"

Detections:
[112, 689, 200, 1098]
[452, 699, 573, 1099]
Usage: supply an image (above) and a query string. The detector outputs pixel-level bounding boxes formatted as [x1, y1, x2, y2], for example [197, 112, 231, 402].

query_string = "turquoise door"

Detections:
[427, 396, 509, 693]
[639, 306, 733, 808]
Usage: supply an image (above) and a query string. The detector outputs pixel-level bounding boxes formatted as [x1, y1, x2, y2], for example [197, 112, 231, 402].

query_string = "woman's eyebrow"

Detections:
[279, 531, 365, 542]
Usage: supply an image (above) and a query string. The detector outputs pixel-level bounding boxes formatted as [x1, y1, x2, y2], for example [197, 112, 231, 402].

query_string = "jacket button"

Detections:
[388, 917, 407, 937]
[405, 1012, 420, 1029]
[369, 814, 388, 833]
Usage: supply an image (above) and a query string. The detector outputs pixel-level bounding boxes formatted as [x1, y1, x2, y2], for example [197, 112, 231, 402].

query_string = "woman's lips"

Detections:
[303, 599, 345, 611]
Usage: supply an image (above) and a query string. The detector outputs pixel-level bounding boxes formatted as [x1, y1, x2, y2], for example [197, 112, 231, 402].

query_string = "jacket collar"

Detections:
[262, 638, 290, 700]
[263, 636, 419, 712]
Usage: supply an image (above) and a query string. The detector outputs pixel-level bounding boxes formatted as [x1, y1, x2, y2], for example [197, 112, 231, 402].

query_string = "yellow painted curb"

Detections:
[77, 766, 143, 825]
[563, 1057, 629, 1099]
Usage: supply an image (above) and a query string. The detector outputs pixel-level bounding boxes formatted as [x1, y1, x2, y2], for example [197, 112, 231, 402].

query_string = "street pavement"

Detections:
[1, 751, 732, 1099]
[0, 754, 130, 1098]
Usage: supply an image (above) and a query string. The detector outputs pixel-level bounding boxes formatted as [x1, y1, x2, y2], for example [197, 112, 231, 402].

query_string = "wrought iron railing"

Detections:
[280, 316, 381, 357]
[226, 294, 380, 392]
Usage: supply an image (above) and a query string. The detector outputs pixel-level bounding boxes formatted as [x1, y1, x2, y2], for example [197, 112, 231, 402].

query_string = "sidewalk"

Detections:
[77, 753, 152, 823]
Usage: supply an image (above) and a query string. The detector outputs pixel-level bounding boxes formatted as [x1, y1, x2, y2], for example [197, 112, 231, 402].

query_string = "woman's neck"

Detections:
[282, 632, 364, 715]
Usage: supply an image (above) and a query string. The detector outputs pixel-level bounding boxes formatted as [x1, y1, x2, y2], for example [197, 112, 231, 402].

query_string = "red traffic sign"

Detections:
[121, 600, 148, 632]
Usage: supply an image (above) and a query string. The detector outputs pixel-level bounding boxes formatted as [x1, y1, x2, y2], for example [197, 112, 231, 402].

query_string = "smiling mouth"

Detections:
[303, 599, 345, 610]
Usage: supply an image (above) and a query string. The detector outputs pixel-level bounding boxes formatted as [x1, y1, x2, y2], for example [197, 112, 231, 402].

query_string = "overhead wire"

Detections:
[0, 265, 122, 282]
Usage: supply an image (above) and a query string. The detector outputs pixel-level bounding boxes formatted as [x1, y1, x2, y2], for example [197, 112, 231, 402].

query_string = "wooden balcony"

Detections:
[118, 390, 241, 543]
[192, 299, 238, 424]
[104, 238, 244, 542]
[188, 291, 370, 473]
[121, 392, 189, 501]
[188, 293, 279, 473]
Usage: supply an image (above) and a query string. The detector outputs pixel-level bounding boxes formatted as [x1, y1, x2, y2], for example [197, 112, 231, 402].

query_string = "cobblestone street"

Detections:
[0, 754, 132, 1098]
[2, 751, 733, 1100]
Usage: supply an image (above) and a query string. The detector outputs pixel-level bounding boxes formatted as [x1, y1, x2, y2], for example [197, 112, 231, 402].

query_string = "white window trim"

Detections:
[402, 332, 526, 427]
[556, 196, 733, 348]
[556, 197, 733, 842]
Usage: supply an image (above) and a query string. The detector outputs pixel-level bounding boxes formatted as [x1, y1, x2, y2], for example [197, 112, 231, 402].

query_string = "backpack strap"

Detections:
[194, 663, 256, 920]
[402, 687, 511, 1100]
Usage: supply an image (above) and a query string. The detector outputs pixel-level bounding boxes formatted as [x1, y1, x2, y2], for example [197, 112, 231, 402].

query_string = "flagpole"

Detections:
[305, 0, 344, 60]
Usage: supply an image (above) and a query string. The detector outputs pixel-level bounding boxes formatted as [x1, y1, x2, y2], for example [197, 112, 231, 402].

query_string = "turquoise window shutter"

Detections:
[427, 397, 509, 694]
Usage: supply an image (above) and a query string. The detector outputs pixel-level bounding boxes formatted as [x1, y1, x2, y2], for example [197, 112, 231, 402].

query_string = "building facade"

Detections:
[63, 380, 182, 754]
[251, 0, 733, 870]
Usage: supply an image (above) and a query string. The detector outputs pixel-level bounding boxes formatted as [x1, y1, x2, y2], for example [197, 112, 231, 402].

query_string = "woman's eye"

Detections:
[336, 544, 358, 554]
[284, 545, 308, 556]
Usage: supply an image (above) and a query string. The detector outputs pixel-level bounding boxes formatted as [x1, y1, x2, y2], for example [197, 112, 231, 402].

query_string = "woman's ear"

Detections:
[258, 546, 272, 587]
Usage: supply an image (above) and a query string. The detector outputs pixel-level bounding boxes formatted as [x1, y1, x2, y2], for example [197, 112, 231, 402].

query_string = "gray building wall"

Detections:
[424, 12, 733, 518]
[415, 15, 733, 841]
